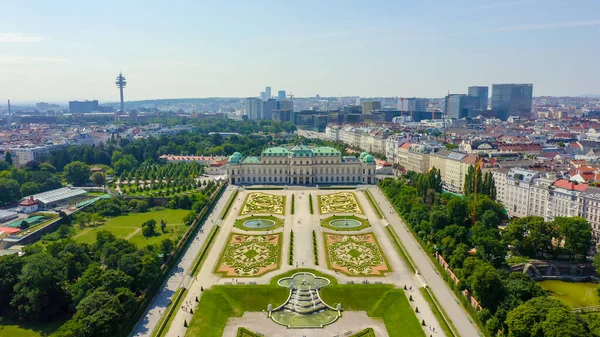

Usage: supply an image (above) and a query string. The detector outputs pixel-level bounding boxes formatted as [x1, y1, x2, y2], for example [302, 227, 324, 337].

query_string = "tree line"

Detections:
[379, 174, 600, 337]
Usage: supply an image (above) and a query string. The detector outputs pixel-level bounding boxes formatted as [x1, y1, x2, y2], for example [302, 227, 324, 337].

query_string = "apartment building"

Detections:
[546, 180, 587, 221]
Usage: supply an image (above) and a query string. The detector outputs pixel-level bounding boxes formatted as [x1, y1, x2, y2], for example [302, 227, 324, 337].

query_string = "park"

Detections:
[152, 187, 443, 337]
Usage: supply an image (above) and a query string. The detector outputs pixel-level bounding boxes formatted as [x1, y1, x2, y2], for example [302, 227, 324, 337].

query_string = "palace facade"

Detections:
[226, 145, 377, 185]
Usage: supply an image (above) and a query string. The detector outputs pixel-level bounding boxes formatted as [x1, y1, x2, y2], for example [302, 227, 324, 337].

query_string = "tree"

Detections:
[505, 297, 585, 337]
[142, 219, 157, 238]
[11, 253, 69, 321]
[160, 238, 174, 256]
[0, 178, 21, 204]
[5, 152, 13, 166]
[0, 254, 24, 315]
[554, 217, 593, 261]
[446, 197, 469, 226]
[469, 264, 505, 311]
[20, 181, 40, 197]
[64, 161, 91, 186]
[91, 172, 106, 186]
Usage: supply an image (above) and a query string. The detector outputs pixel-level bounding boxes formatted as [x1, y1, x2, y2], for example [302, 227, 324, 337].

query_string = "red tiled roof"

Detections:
[553, 179, 589, 191]
[19, 199, 37, 206]
[209, 159, 228, 167]
[399, 143, 412, 149]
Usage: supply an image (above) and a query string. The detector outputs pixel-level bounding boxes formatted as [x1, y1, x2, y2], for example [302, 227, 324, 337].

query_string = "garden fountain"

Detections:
[269, 272, 341, 328]
[243, 219, 276, 229]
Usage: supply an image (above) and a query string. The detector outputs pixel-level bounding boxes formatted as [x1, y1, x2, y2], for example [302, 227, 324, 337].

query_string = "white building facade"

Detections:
[226, 145, 377, 185]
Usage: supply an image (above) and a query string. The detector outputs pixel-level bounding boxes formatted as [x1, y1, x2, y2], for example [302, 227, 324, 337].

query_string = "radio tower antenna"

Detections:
[115, 72, 127, 121]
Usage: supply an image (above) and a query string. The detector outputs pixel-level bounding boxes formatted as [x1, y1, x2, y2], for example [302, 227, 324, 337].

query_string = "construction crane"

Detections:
[471, 157, 484, 224]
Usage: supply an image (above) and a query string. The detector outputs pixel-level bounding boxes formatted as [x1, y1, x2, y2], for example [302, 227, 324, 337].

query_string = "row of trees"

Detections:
[463, 165, 497, 200]
[379, 176, 600, 336]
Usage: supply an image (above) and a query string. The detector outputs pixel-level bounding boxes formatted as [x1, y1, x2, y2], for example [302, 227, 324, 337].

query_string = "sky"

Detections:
[1, 0, 599, 103]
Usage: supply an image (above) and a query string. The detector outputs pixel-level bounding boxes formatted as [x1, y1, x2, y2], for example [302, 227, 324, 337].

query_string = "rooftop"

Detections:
[27, 187, 87, 205]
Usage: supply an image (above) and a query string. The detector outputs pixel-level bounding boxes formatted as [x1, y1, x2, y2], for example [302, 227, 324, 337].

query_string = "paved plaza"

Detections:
[141, 186, 453, 337]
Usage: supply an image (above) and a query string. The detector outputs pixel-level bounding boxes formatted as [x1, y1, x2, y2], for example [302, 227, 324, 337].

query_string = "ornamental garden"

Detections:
[240, 192, 286, 215]
[318, 192, 362, 214]
[182, 189, 426, 337]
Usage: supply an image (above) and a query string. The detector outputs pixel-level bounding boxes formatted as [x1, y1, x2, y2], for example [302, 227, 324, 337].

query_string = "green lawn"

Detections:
[186, 269, 422, 337]
[73, 209, 189, 247]
[0, 319, 65, 337]
[539, 280, 599, 308]
[321, 215, 370, 231]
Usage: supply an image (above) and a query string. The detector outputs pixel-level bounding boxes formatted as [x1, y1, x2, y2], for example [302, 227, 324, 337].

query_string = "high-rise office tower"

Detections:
[446, 94, 480, 119]
[265, 86, 271, 99]
[491, 84, 533, 120]
[361, 101, 381, 114]
[278, 90, 286, 99]
[245, 98, 261, 120]
[468, 86, 488, 109]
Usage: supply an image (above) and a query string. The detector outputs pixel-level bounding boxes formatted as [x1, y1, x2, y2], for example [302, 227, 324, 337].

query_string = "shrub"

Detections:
[289, 231, 294, 265]
[309, 194, 314, 214]
[291, 194, 295, 214]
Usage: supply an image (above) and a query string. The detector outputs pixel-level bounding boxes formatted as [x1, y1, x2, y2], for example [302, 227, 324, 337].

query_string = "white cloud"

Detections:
[0, 33, 42, 43]
[0, 55, 69, 65]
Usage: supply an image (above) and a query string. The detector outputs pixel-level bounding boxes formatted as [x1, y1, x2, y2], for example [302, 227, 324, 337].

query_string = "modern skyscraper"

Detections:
[446, 94, 480, 119]
[468, 86, 488, 109]
[259, 91, 267, 100]
[278, 90, 286, 100]
[245, 98, 261, 120]
[398, 98, 429, 112]
[265, 86, 271, 99]
[491, 84, 533, 120]
[361, 101, 381, 114]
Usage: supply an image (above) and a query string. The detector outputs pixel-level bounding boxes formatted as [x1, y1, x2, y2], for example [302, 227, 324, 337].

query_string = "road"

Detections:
[369, 186, 480, 337]
[129, 186, 234, 337]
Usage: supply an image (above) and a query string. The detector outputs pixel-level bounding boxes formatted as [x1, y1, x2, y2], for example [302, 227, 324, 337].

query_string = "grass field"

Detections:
[0, 319, 65, 337]
[73, 209, 189, 247]
[185, 268, 422, 337]
[539, 280, 599, 308]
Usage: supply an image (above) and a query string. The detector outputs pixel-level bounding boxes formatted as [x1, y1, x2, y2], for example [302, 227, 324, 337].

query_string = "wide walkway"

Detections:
[129, 186, 235, 337]
[223, 312, 389, 337]
[369, 186, 480, 337]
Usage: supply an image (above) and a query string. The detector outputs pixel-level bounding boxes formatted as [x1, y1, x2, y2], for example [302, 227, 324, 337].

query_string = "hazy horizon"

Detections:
[1, 0, 600, 102]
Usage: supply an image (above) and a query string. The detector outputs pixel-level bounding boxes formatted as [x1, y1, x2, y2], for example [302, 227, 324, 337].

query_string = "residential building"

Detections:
[528, 176, 554, 218]
[265, 86, 271, 99]
[245, 98, 261, 120]
[500, 168, 540, 218]
[226, 145, 377, 185]
[278, 90, 286, 100]
[581, 187, 600, 239]
[8, 143, 68, 166]
[491, 84, 533, 120]
[545, 180, 587, 221]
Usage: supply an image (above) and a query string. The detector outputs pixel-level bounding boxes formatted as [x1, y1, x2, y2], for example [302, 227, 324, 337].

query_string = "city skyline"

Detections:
[1, 0, 600, 102]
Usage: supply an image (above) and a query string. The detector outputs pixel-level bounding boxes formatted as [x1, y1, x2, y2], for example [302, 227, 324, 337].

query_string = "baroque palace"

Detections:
[226, 145, 377, 185]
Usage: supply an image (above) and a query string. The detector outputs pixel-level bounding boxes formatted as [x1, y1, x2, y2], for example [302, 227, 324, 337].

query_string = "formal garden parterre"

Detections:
[240, 192, 285, 215]
[215, 233, 282, 277]
[318, 192, 362, 214]
[323, 233, 390, 276]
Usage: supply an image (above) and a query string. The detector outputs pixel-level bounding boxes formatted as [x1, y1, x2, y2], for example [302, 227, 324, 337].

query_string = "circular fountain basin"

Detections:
[329, 219, 362, 229]
[243, 219, 276, 229]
